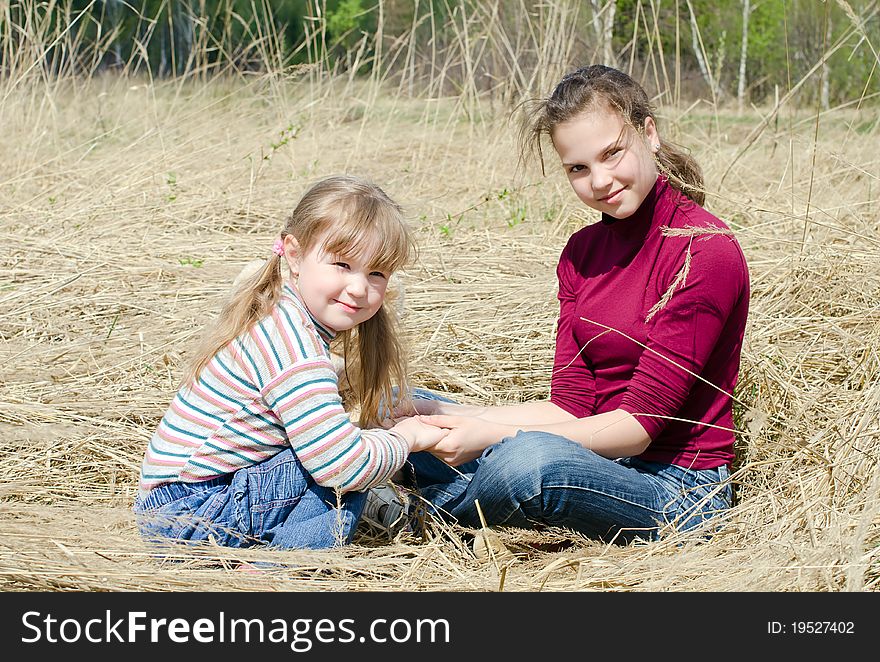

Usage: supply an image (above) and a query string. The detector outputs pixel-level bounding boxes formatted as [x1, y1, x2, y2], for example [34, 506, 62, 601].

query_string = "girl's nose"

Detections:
[592, 166, 613, 191]
[346, 273, 368, 298]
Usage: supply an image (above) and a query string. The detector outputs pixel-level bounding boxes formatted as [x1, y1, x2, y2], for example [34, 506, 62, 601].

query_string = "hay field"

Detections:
[0, 69, 878, 592]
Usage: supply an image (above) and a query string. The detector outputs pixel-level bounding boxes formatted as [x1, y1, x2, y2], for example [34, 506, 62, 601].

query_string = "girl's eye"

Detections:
[369, 271, 388, 279]
[606, 147, 622, 159]
[334, 261, 350, 270]
[569, 164, 585, 174]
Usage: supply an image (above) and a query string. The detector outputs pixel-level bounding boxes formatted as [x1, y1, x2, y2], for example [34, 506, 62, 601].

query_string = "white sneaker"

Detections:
[362, 484, 410, 538]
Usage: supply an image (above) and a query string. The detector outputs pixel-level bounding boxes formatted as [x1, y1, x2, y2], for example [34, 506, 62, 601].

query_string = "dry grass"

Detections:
[0, 66, 878, 592]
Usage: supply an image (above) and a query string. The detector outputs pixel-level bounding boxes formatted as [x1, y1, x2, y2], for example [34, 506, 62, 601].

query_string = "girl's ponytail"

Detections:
[657, 141, 705, 206]
[184, 254, 284, 385]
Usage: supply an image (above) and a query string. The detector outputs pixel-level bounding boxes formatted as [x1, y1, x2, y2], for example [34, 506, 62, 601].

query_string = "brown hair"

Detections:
[519, 64, 705, 205]
[186, 175, 414, 427]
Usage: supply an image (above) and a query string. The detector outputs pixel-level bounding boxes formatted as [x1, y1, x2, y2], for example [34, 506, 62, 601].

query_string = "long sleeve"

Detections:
[260, 357, 408, 492]
[550, 238, 597, 417]
[254, 301, 409, 492]
[618, 232, 749, 440]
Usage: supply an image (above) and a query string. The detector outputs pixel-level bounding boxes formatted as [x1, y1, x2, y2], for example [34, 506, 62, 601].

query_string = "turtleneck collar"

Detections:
[600, 175, 676, 242]
[281, 283, 336, 347]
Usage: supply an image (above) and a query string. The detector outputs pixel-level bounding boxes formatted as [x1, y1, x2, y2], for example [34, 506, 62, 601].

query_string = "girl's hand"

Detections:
[390, 416, 449, 453]
[416, 415, 515, 466]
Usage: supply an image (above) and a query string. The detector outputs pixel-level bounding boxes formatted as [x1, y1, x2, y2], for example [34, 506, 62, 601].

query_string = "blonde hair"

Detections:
[519, 64, 705, 206]
[186, 175, 415, 427]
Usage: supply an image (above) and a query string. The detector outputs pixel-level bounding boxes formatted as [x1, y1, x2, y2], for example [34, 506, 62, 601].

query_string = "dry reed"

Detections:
[0, 2, 878, 593]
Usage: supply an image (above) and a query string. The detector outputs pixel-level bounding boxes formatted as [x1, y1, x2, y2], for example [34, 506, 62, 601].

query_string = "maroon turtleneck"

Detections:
[550, 176, 750, 469]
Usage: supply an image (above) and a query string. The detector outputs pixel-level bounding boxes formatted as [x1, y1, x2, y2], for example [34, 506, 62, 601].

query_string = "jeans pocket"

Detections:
[136, 481, 232, 542]
[241, 449, 310, 535]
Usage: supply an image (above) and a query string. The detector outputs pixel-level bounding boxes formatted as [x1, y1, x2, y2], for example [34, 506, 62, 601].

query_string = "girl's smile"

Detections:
[599, 187, 626, 204]
[334, 299, 362, 313]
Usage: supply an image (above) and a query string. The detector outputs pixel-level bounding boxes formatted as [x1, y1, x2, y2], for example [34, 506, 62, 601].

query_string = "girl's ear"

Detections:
[644, 116, 660, 153]
[282, 234, 302, 277]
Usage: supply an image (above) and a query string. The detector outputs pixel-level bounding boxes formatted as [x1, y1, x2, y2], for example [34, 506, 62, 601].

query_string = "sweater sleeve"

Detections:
[618, 234, 748, 439]
[260, 359, 408, 492]
[253, 306, 408, 493]
[550, 239, 597, 417]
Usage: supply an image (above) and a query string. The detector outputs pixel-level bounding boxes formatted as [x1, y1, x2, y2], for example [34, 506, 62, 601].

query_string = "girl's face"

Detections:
[551, 109, 660, 219]
[283, 232, 389, 332]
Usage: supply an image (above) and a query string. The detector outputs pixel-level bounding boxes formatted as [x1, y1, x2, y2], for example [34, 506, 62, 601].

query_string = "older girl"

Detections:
[407, 65, 750, 544]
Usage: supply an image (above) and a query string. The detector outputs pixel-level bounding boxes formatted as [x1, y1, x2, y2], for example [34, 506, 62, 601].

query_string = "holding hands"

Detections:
[387, 399, 510, 465]
[390, 415, 450, 453]
[388, 397, 518, 466]
[414, 414, 515, 466]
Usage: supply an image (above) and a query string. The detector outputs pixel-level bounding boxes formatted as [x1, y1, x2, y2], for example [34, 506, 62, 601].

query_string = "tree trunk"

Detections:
[159, 27, 167, 77]
[603, 1, 617, 67]
[686, 0, 721, 100]
[590, 0, 617, 67]
[181, 2, 194, 76]
[737, 0, 750, 111]
[109, 0, 123, 68]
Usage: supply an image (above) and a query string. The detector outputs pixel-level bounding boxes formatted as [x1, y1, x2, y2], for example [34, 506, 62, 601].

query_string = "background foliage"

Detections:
[2, 0, 877, 105]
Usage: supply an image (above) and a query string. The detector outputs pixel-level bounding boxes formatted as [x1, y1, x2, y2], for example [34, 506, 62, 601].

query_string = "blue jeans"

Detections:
[407, 391, 732, 544]
[133, 448, 367, 549]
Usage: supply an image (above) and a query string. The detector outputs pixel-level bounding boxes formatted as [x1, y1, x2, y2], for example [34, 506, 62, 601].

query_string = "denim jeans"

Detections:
[133, 448, 367, 549]
[407, 390, 732, 544]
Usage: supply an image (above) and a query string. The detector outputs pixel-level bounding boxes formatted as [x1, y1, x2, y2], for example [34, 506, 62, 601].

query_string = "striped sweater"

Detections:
[138, 284, 409, 495]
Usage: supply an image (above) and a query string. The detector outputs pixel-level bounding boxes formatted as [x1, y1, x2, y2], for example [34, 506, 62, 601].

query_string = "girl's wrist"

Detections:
[415, 401, 479, 417]
[445, 403, 485, 417]
[386, 427, 412, 451]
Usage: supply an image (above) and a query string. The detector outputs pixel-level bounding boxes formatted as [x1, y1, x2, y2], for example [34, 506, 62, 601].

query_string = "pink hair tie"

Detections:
[272, 238, 284, 257]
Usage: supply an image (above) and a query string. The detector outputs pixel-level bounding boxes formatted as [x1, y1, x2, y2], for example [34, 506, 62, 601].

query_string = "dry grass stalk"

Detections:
[1, 9, 879, 591]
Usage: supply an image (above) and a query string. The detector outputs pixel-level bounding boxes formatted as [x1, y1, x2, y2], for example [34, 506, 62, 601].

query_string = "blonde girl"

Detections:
[134, 175, 446, 549]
